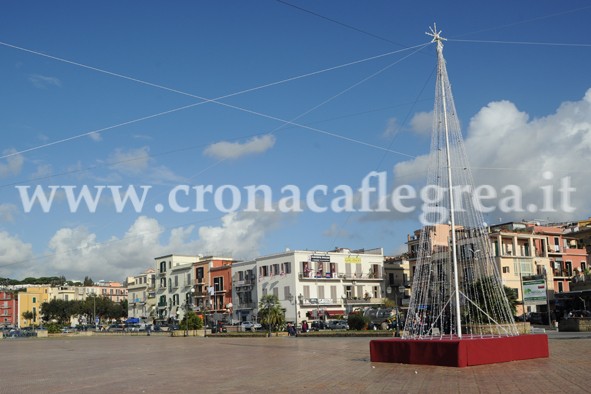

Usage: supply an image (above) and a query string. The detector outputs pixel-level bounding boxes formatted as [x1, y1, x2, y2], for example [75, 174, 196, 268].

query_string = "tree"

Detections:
[348, 313, 370, 330]
[22, 310, 34, 325]
[463, 277, 519, 324]
[83, 276, 94, 286]
[504, 286, 518, 316]
[258, 294, 285, 337]
[180, 311, 203, 330]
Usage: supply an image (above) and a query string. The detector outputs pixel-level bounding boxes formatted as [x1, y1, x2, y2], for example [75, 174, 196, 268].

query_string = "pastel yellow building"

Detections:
[17, 286, 52, 328]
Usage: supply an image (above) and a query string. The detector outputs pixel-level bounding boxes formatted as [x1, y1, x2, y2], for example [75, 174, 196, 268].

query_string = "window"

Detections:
[284, 286, 290, 300]
[174, 275, 178, 287]
[273, 288, 279, 298]
[32, 297, 36, 303]
[273, 264, 280, 275]
[214, 277, 224, 292]
[316, 262, 324, 277]
[160, 261, 166, 273]
[389, 273, 395, 285]
[302, 261, 310, 277]
[502, 266, 510, 274]
[196, 267, 204, 282]
[260, 266, 268, 277]
[283, 262, 291, 274]
[566, 261, 573, 276]
[318, 286, 325, 299]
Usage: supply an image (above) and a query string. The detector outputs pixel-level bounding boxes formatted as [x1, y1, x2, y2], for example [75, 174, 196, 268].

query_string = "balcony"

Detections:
[554, 270, 573, 278]
[237, 302, 256, 309]
[157, 301, 167, 308]
[300, 297, 340, 306]
[343, 297, 382, 305]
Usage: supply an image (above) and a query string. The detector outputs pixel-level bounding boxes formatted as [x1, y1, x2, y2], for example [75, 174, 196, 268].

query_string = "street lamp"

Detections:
[185, 288, 195, 337]
[395, 285, 405, 337]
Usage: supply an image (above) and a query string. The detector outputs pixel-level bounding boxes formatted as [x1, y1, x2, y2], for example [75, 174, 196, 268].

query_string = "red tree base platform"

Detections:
[369, 334, 548, 367]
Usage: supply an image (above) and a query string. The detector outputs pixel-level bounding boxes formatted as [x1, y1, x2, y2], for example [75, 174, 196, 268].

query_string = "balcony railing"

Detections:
[343, 297, 382, 305]
[299, 272, 383, 280]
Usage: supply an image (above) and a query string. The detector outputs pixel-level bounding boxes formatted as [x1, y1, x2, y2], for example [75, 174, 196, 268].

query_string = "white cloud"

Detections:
[388, 88, 591, 223]
[31, 163, 53, 179]
[195, 210, 284, 259]
[0, 204, 18, 223]
[29, 74, 62, 89]
[108, 146, 151, 175]
[0, 231, 34, 276]
[46, 216, 165, 280]
[88, 132, 102, 142]
[382, 117, 400, 139]
[0, 149, 24, 178]
[204, 134, 276, 160]
[411, 111, 433, 135]
[322, 223, 352, 239]
[34, 210, 286, 280]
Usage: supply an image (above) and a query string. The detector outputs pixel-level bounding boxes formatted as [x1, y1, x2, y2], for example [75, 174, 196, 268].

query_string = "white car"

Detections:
[240, 321, 262, 331]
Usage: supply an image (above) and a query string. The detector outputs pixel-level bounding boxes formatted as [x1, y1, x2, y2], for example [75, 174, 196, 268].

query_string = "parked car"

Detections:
[310, 320, 329, 331]
[567, 310, 591, 318]
[240, 321, 262, 331]
[327, 320, 349, 330]
[107, 324, 125, 333]
[528, 312, 549, 325]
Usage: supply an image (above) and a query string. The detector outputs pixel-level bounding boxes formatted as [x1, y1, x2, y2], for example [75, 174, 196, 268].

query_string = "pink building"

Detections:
[532, 226, 588, 294]
[0, 290, 18, 328]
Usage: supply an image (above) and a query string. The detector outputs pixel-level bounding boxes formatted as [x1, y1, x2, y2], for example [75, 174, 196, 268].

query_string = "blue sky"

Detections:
[1, 1, 591, 281]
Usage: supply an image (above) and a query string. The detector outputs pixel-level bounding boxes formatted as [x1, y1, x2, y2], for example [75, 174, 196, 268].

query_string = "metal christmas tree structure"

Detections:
[402, 25, 519, 339]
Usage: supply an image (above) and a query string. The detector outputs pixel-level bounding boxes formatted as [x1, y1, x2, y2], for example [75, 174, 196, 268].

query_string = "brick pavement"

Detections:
[0, 334, 589, 393]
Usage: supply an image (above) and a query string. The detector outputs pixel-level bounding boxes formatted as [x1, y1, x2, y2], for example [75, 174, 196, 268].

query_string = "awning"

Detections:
[324, 309, 345, 316]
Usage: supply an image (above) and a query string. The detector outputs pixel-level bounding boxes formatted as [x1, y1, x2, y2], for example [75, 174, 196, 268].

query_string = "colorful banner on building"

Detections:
[523, 278, 547, 305]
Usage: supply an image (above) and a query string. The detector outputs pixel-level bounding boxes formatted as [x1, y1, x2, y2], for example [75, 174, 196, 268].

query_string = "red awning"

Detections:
[324, 309, 345, 316]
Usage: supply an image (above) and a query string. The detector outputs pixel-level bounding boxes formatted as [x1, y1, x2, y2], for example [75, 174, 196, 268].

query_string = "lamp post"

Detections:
[396, 285, 405, 337]
[298, 294, 303, 324]
[184, 288, 195, 337]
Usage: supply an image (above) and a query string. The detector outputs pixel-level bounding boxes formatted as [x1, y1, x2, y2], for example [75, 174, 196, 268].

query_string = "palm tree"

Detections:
[258, 295, 285, 337]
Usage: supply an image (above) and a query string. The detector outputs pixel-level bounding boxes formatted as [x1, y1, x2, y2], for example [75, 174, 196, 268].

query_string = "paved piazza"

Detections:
[1, 333, 590, 393]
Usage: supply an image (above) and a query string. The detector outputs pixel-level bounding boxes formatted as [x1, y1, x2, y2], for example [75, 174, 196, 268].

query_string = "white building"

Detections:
[232, 247, 385, 324]
[155, 254, 199, 324]
[127, 268, 157, 321]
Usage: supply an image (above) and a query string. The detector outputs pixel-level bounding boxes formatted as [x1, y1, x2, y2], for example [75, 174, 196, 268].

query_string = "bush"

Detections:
[46, 322, 61, 334]
[347, 314, 370, 330]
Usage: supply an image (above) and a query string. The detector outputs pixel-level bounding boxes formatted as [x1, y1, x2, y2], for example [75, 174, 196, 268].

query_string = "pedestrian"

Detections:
[146, 324, 151, 336]
[302, 320, 308, 333]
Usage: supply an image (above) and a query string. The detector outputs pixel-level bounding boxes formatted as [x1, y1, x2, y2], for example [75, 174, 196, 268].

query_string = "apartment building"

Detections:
[17, 286, 52, 328]
[232, 247, 385, 324]
[0, 289, 18, 327]
[127, 268, 157, 321]
[155, 254, 198, 324]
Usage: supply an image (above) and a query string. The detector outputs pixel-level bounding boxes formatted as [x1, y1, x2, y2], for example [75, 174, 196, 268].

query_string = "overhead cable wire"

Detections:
[449, 39, 591, 48]
[0, 40, 429, 160]
[1, 39, 431, 270]
[450, 4, 591, 39]
[275, 0, 413, 49]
